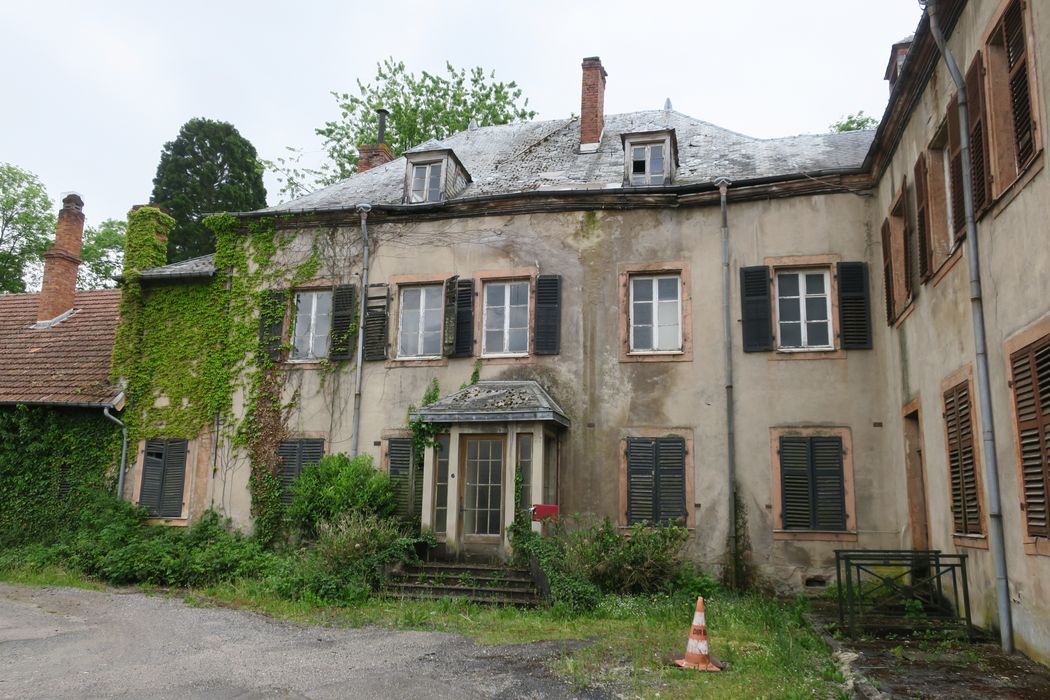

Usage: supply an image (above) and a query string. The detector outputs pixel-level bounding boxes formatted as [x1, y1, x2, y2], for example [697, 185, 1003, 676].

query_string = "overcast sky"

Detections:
[1, 0, 923, 227]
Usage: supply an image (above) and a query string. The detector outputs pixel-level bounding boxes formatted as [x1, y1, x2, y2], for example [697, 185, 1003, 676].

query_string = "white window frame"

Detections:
[628, 274, 682, 353]
[290, 290, 332, 361]
[409, 161, 444, 203]
[481, 279, 530, 357]
[774, 268, 833, 352]
[624, 136, 672, 186]
[397, 284, 444, 359]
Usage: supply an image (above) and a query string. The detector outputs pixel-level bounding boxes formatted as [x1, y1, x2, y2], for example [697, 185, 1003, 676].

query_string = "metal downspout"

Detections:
[350, 203, 372, 457]
[925, 0, 1013, 653]
[717, 176, 738, 589]
[102, 406, 128, 499]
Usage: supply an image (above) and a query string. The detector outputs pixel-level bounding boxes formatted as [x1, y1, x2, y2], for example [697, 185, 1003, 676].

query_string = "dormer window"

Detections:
[622, 129, 678, 187]
[411, 162, 443, 203]
[403, 139, 472, 204]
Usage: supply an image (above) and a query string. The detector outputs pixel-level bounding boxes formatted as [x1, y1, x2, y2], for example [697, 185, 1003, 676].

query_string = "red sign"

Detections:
[530, 504, 559, 521]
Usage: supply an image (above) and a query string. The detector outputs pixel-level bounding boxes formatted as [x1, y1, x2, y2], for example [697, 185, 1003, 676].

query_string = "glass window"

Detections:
[291, 291, 332, 360]
[629, 274, 681, 352]
[433, 434, 450, 534]
[776, 269, 831, 350]
[397, 285, 443, 357]
[517, 433, 533, 511]
[410, 162, 443, 203]
[482, 280, 530, 355]
[628, 141, 667, 186]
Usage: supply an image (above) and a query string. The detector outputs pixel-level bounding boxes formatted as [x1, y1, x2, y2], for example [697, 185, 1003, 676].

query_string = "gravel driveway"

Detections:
[0, 584, 608, 699]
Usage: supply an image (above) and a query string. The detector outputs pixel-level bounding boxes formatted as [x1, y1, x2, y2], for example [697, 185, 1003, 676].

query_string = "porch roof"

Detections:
[410, 380, 569, 427]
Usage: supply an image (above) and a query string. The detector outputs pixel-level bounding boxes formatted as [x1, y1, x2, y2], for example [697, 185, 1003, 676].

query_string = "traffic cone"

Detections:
[673, 596, 721, 671]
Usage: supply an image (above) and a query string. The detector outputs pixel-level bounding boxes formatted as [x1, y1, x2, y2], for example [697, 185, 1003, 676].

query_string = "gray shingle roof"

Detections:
[258, 110, 875, 214]
[410, 380, 569, 427]
[140, 254, 216, 281]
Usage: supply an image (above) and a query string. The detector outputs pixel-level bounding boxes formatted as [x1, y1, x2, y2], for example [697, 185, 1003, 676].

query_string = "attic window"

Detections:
[630, 142, 666, 185]
[411, 162, 443, 203]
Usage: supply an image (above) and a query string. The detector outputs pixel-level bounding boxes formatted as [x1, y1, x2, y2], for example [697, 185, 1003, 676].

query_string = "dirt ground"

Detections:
[0, 584, 607, 700]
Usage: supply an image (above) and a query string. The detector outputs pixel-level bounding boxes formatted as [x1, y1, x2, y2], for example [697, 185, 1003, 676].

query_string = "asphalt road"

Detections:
[0, 584, 608, 699]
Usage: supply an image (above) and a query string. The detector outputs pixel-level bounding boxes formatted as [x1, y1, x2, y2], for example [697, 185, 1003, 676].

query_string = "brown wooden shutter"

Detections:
[1004, 0, 1035, 170]
[329, 285, 356, 360]
[947, 96, 966, 238]
[740, 266, 772, 352]
[451, 278, 475, 358]
[258, 290, 287, 362]
[534, 274, 562, 355]
[944, 382, 983, 535]
[626, 438, 656, 524]
[914, 153, 932, 279]
[1011, 337, 1050, 538]
[965, 52, 993, 214]
[880, 219, 895, 323]
[362, 283, 389, 361]
[442, 276, 459, 357]
[837, 262, 871, 349]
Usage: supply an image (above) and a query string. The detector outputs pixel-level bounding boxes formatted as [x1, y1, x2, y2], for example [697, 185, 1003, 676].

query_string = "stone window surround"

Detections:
[618, 261, 693, 363]
[386, 273, 453, 369]
[940, 364, 989, 550]
[763, 254, 846, 361]
[289, 289, 333, 363]
[617, 427, 695, 529]
[131, 434, 209, 527]
[474, 268, 538, 366]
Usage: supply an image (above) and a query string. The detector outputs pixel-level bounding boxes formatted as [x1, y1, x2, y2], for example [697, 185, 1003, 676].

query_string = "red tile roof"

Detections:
[0, 290, 123, 406]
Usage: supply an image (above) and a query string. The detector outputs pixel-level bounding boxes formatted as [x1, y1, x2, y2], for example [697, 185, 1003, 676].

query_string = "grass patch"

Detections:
[0, 564, 104, 591]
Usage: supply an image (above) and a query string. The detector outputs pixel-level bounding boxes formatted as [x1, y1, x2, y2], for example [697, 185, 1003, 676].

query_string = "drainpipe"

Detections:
[716, 176, 738, 589]
[350, 203, 372, 457]
[102, 406, 128, 499]
[925, 0, 1013, 653]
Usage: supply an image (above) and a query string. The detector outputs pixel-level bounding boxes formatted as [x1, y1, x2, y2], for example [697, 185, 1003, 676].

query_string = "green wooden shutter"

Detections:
[329, 285, 357, 360]
[1011, 339, 1050, 538]
[139, 440, 166, 515]
[258, 290, 287, 363]
[363, 283, 389, 361]
[452, 278, 475, 358]
[811, 437, 846, 530]
[740, 266, 772, 352]
[534, 274, 562, 355]
[442, 276, 460, 357]
[779, 437, 813, 530]
[837, 262, 872, 349]
[388, 438, 416, 518]
[655, 437, 687, 523]
[626, 438, 656, 524]
[158, 439, 187, 518]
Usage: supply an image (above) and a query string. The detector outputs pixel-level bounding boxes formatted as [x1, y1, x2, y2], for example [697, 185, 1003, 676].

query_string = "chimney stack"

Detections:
[37, 193, 85, 323]
[357, 107, 395, 174]
[580, 56, 607, 152]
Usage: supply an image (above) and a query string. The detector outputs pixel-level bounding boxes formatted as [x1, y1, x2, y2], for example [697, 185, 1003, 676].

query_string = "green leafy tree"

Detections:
[151, 118, 267, 262]
[0, 163, 54, 293]
[829, 110, 880, 132]
[78, 218, 126, 289]
[266, 59, 536, 200]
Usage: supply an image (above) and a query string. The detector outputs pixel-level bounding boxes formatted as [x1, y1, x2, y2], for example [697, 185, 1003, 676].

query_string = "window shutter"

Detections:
[139, 440, 166, 515]
[837, 262, 872, 349]
[1011, 339, 1050, 538]
[451, 278, 475, 358]
[656, 437, 687, 523]
[947, 96, 966, 238]
[880, 220, 895, 323]
[534, 274, 562, 355]
[626, 438, 656, 524]
[1004, 0, 1035, 169]
[944, 382, 982, 535]
[258, 290, 287, 362]
[387, 438, 416, 518]
[159, 439, 187, 518]
[811, 437, 846, 530]
[442, 276, 459, 357]
[965, 53, 993, 214]
[779, 437, 813, 530]
[914, 153, 932, 279]
[362, 283, 389, 361]
[740, 266, 772, 352]
[329, 285, 357, 360]
[277, 441, 300, 505]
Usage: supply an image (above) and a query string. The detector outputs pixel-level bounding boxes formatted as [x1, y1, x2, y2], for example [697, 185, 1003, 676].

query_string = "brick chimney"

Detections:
[884, 36, 913, 93]
[580, 56, 607, 152]
[357, 108, 394, 173]
[37, 193, 85, 323]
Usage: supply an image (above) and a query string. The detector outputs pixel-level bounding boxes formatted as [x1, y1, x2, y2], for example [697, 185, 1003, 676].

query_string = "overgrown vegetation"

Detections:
[287, 453, 397, 537]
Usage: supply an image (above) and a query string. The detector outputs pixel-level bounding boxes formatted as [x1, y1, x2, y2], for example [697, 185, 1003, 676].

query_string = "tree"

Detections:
[829, 111, 880, 132]
[151, 118, 267, 262]
[78, 218, 126, 289]
[266, 59, 536, 201]
[0, 163, 54, 293]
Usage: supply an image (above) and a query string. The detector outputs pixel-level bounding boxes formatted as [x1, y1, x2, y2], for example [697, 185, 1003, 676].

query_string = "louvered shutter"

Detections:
[159, 439, 187, 518]
[139, 440, 166, 515]
[947, 96, 966, 238]
[779, 437, 813, 530]
[277, 441, 300, 504]
[626, 438, 656, 524]
[329, 285, 356, 360]
[740, 266, 772, 352]
[656, 437, 687, 523]
[451, 278, 475, 358]
[534, 274, 562, 355]
[965, 53, 993, 214]
[387, 438, 416, 518]
[881, 219, 895, 323]
[811, 437, 846, 530]
[837, 262, 872, 349]
[258, 290, 287, 362]
[362, 284, 389, 361]
[914, 153, 932, 279]
[1011, 338, 1050, 538]
[944, 382, 983, 535]
[1003, 0, 1035, 170]
[442, 276, 459, 357]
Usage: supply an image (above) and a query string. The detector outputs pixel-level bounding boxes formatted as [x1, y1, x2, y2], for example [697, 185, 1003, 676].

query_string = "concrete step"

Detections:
[384, 583, 542, 606]
[385, 562, 542, 606]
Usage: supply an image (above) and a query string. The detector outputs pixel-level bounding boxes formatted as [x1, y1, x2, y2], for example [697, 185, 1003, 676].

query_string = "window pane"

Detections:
[650, 157, 664, 176]
[423, 307, 442, 332]
[314, 292, 332, 318]
[657, 324, 679, 350]
[805, 297, 828, 321]
[509, 282, 528, 306]
[779, 297, 800, 322]
[807, 321, 829, 347]
[650, 144, 663, 159]
[633, 325, 653, 350]
[509, 305, 528, 329]
[402, 287, 421, 311]
[632, 278, 652, 302]
[778, 273, 799, 297]
[632, 159, 646, 175]
[292, 294, 312, 358]
[423, 286, 442, 308]
[805, 273, 825, 295]
[422, 331, 441, 355]
[486, 283, 505, 307]
[485, 330, 503, 353]
[657, 277, 678, 300]
[632, 301, 652, 326]
[633, 146, 645, 160]
[779, 322, 802, 347]
[657, 299, 678, 327]
[650, 173, 665, 185]
[400, 310, 420, 355]
[486, 305, 505, 330]
[508, 328, 528, 353]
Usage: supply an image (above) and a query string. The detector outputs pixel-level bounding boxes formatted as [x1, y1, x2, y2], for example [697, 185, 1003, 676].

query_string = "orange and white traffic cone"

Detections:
[673, 596, 721, 671]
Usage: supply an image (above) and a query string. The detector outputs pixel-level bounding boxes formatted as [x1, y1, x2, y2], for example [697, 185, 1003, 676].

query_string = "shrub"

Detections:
[566, 517, 690, 594]
[287, 453, 396, 536]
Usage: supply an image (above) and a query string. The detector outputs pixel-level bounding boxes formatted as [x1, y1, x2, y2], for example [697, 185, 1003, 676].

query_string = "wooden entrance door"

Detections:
[903, 407, 930, 550]
[459, 435, 505, 542]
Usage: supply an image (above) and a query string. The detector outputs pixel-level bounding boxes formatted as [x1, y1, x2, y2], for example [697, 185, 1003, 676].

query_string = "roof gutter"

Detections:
[926, 0, 1013, 654]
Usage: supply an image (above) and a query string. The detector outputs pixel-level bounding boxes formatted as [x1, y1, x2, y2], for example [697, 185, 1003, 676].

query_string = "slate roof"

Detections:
[140, 254, 216, 281]
[411, 380, 569, 427]
[0, 290, 123, 406]
[257, 110, 875, 214]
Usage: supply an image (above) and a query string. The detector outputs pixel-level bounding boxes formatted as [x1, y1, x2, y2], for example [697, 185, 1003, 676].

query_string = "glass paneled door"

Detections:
[461, 436, 505, 537]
